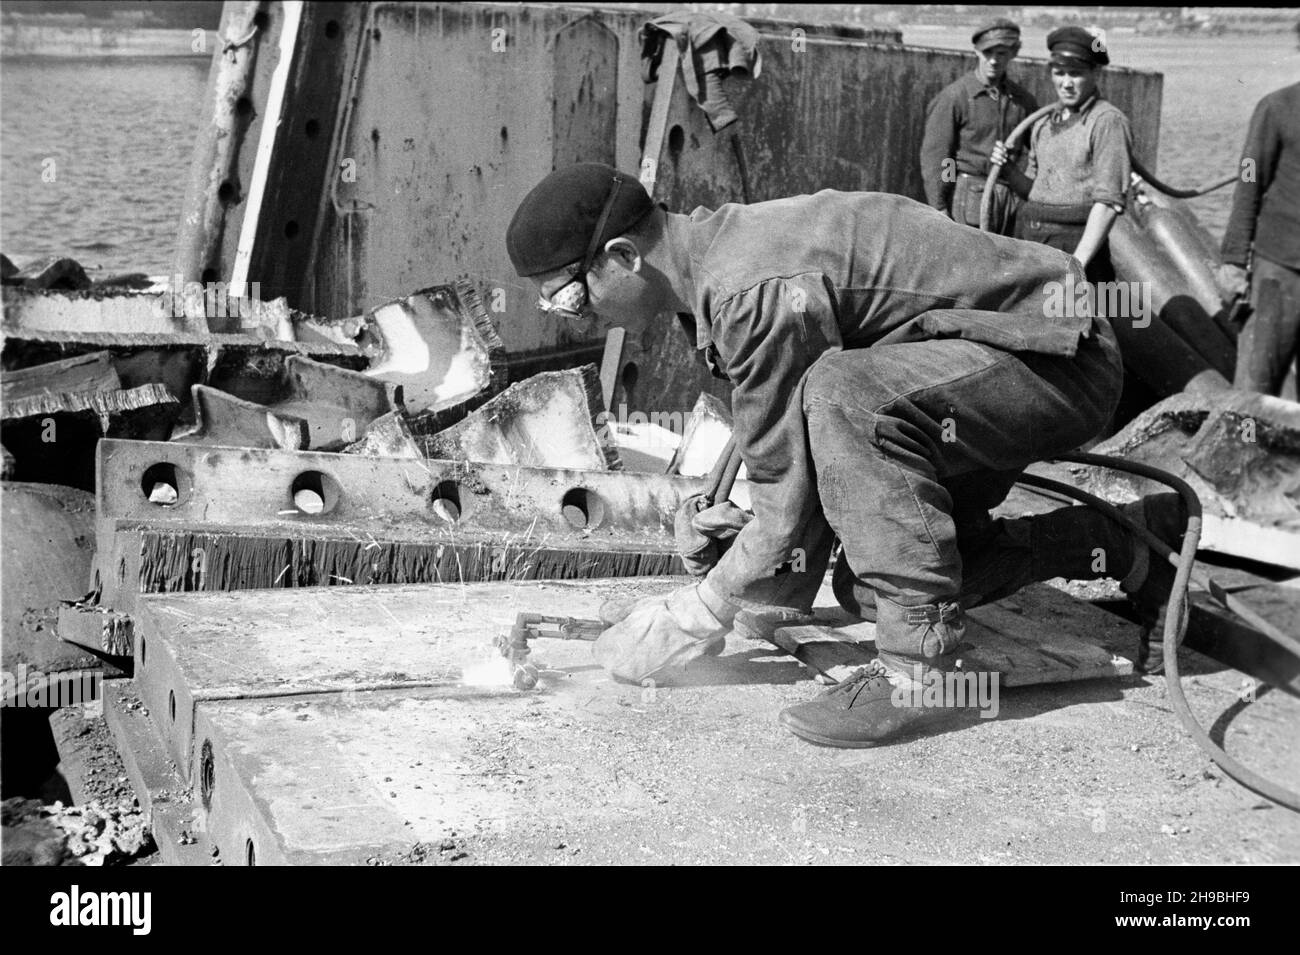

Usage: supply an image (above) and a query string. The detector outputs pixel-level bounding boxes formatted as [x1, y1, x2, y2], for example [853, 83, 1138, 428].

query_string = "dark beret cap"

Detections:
[507, 163, 655, 277]
[1047, 25, 1110, 67]
[971, 17, 1021, 50]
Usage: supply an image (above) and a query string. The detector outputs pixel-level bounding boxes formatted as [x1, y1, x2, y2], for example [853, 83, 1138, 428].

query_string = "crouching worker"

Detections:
[505, 163, 1185, 748]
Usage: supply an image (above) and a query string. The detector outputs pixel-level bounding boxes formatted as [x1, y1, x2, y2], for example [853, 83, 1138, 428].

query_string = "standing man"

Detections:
[505, 164, 1184, 748]
[991, 27, 1131, 283]
[919, 17, 1037, 235]
[1217, 80, 1300, 396]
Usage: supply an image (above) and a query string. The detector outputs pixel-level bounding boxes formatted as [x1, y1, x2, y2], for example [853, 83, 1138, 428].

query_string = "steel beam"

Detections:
[93, 438, 706, 613]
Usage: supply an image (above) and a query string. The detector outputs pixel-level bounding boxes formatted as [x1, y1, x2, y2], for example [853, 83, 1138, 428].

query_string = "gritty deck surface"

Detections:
[116, 577, 1300, 865]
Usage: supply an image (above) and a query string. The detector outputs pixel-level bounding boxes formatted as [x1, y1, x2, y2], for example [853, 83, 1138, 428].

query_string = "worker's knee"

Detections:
[802, 350, 895, 415]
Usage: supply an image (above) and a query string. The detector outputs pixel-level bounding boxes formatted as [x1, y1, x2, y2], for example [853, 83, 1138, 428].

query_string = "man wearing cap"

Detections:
[991, 26, 1131, 282]
[919, 17, 1037, 235]
[505, 163, 1182, 748]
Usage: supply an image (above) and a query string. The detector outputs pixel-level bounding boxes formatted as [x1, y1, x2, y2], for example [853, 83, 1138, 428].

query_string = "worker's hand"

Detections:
[674, 495, 754, 577]
[593, 582, 737, 684]
[1215, 263, 1249, 303]
[989, 140, 1010, 167]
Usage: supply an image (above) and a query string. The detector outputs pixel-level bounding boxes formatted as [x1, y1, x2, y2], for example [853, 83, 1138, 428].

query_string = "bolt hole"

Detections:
[246, 838, 256, 866]
[284, 220, 300, 239]
[252, 10, 270, 30]
[142, 462, 181, 505]
[168, 690, 176, 723]
[200, 739, 215, 810]
[668, 124, 684, 158]
[217, 180, 236, 203]
[304, 118, 321, 139]
[291, 471, 340, 515]
[430, 480, 462, 523]
[235, 95, 253, 118]
[324, 19, 340, 38]
[620, 361, 639, 408]
[561, 487, 606, 530]
[200, 267, 219, 284]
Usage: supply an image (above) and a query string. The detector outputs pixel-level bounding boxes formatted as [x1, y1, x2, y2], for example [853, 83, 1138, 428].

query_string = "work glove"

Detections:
[593, 581, 737, 684]
[674, 493, 754, 577]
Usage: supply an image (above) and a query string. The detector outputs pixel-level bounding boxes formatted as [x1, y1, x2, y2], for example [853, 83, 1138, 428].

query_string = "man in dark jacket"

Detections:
[1218, 80, 1300, 396]
[919, 17, 1037, 234]
[506, 163, 1182, 748]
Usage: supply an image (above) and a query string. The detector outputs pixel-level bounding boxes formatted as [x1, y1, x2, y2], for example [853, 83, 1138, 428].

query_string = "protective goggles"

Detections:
[535, 176, 625, 322]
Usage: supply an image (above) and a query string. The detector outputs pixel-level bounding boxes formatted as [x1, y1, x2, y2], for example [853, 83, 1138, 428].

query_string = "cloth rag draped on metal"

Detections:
[640, 12, 763, 132]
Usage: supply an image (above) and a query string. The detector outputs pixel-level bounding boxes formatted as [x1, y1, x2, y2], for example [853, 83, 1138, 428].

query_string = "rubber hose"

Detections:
[1016, 473, 1300, 657]
[980, 106, 1236, 230]
[1130, 156, 1237, 200]
[980, 105, 1054, 233]
[1014, 453, 1300, 812]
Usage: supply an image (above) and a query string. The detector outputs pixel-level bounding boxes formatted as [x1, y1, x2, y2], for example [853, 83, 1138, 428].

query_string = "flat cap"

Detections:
[971, 17, 1020, 51]
[506, 163, 654, 277]
[1047, 25, 1110, 67]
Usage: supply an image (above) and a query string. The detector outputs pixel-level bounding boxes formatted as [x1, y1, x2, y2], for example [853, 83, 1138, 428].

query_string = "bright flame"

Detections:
[460, 656, 514, 687]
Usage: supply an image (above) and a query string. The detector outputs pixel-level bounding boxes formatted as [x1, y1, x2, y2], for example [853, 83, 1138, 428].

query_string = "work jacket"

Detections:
[678, 190, 1091, 604]
[1221, 81, 1300, 271]
[919, 70, 1038, 212]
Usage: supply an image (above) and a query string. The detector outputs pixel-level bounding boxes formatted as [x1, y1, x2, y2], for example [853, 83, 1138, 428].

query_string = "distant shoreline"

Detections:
[0, 24, 216, 59]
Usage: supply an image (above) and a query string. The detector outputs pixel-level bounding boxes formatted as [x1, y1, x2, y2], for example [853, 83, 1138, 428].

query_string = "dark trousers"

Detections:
[1016, 215, 1116, 284]
[802, 318, 1126, 666]
[1235, 255, 1300, 395]
[951, 174, 1020, 236]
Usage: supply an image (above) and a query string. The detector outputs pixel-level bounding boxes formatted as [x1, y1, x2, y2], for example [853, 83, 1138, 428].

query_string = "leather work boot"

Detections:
[1118, 493, 1189, 675]
[778, 659, 985, 748]
[599, 593, 726, 656]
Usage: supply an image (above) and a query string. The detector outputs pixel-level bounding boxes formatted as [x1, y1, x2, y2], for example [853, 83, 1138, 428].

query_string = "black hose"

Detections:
[1017, 472, 1300, 657]
[1015, 453, 1300, 812]
[1130, 156, 1237, 200]
[981, 107, 1237, 230]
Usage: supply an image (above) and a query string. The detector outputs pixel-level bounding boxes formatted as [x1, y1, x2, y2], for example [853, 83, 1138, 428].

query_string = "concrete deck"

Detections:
[114, 578, 1300, 865]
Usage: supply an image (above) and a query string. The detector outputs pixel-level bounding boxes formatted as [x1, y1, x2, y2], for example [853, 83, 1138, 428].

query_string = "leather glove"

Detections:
[593, 581, 737, 684]
[674, 493, 754, 577]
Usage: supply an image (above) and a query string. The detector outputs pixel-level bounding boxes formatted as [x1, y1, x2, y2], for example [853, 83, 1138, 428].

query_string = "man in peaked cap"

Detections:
[506, 163, 1185, 748]
[991, 25, 1131, 283]
[919, 16, 1037, 235]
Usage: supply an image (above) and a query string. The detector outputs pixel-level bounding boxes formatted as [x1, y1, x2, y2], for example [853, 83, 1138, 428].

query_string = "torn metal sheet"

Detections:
[171, 384, 310, 451]
[342, 410, 422, 459]
[421, 365, 620, 471]
[298, 283, 505, 417]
